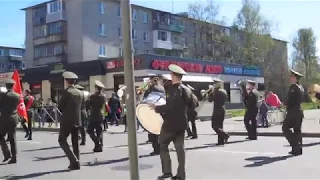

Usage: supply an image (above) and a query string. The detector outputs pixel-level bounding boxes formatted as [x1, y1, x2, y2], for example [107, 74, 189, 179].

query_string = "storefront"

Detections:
[103, 54, 264, 103]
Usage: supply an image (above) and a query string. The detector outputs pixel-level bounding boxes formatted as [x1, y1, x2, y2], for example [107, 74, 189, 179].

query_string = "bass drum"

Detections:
[136, 91, 166, 135]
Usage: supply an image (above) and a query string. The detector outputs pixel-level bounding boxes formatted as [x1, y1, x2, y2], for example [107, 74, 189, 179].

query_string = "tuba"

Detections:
[83, 91, 90, 101]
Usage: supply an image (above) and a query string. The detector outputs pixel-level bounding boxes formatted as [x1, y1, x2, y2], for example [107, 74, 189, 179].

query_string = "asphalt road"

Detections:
[1, 131, 320, 179]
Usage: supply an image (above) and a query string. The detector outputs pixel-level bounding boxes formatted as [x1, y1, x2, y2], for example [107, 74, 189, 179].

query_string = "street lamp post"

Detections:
[120, 0, 140, 179]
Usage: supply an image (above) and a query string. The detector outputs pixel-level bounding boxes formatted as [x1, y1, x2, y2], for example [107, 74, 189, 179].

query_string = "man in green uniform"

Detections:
[0, 79, 20, 164]
[282, 69, 304, 156]
[185, 84, 199, 139]
[208, 78, 230, 145]
[87, 80, 106, 153]
[24, 89, 35, 140]
[75, 84, 87, 146]
[243, 80, 260, 140]
[150, 64, 191, 180]
[58, 71, 84, 170]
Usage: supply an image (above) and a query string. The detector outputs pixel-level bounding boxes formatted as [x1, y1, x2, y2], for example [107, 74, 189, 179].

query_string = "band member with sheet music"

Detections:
[243, 80, 260, 140]
[185, 84, 199, 139]
[0, 79, 20, 164]
[149, 64, 191, 180]
[208, 78, 229, 145]
[58, 71, 84, 170]
[87, 80, 106, 153]
[24, 89, 34, 141]
[282, 69, 304, 156]
[75, 84, 87, 146]
[138, 75, 165, 156]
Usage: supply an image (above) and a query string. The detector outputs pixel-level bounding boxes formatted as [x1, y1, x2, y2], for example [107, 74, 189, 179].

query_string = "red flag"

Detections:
[12, 70, 28, 122]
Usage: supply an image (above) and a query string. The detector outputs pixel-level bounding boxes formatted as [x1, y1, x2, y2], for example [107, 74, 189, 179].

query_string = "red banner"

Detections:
[12, 70, 28, 122]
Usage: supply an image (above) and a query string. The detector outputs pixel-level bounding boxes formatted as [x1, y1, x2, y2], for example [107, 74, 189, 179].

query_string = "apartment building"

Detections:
[23, 0, 287, 70]
[0, 46, 26, 72]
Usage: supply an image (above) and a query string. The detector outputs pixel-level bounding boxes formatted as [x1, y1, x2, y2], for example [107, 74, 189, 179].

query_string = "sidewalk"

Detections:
[18, 115, 320, 137]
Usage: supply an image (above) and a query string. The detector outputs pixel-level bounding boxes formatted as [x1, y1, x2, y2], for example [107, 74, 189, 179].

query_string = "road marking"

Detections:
[18, 140, 42, 144]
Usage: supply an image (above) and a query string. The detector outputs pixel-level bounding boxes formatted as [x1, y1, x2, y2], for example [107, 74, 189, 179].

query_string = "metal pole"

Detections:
[121, 1, 140, 180]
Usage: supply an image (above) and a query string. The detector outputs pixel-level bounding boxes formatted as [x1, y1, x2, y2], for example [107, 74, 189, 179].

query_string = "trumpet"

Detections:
[200, 85, 214, 98]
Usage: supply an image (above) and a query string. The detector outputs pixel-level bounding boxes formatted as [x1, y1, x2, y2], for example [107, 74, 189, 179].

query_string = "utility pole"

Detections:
[121, 0, 140, 180]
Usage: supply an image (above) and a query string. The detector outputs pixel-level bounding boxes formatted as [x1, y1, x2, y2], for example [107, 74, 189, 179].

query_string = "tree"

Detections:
[292, 28, 318, 84]
[187, 0, 229, 61]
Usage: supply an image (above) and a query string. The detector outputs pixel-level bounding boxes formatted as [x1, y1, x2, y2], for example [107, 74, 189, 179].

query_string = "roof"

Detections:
[0, 46, 25, 50]
[21, 0, 54, 10]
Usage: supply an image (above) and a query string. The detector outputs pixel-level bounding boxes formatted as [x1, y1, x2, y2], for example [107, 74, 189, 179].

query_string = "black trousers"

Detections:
[186, 113, 197, 138]
[282, 110, 303, 150]
[87, 121, 103, 146]
[27, 110, 33, 138]
[58, 125, 80, 163]
[79, 116, 87, 143]
[211, 110, 228, 144]
[244, 109, 258, 140]
[0, 127, 17, 159]
[149, 133, 160, 153]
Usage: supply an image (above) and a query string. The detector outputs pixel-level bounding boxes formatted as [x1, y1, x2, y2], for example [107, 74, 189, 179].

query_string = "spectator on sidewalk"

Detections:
[259, 100, 269, 128]
[266, 91, 282, 108]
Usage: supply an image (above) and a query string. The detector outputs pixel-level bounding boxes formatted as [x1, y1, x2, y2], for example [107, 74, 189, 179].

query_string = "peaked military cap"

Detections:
[95, 80, 105, 88]
[186, 84, 195, 91]
[62, 71, 78, 80]
[75, 84, 85, 90]
[247, 80, 256, 85]
[3, 78, 16, 85]
[212, 77, 223, 83]
[168, 64, 187, 75]
[290, 69, 303, 78]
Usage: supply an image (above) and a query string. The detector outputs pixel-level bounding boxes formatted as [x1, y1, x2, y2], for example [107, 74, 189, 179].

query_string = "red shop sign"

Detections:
[151, 60, 203, 73]
[204, 65, 223, 74]
[32, 84, 41, 89]
[114, 59, 142, 68]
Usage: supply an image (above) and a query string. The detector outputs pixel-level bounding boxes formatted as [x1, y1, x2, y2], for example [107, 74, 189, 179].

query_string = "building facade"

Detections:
[23, 0, 287, 69]
[0, 46, 26, 72]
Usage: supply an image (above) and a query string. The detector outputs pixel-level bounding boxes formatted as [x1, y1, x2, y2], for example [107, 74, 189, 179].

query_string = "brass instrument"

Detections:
[308, 84, 320, 102]
[200, 85, 214, 99]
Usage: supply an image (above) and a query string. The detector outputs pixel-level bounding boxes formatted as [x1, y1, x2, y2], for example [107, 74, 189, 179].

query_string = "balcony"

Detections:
[154, 22, 184, 33]
[8, 56, 24, 61]
[153, 40, 173, 50]
[34, 34, 67, 45]
[172, 43, 187, 51]
[46, 11, 67, 23]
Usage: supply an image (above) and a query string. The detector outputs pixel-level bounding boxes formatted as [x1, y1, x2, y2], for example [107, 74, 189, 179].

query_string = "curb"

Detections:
[17, 128, 320, 138]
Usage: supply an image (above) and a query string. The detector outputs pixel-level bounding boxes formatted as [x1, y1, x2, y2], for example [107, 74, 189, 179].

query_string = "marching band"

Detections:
[0, 64, 311, 180]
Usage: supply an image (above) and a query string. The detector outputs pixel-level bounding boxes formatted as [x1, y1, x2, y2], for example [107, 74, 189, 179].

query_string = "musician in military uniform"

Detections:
[185, 84, 199, 139]
[0, 79, 21, 164]
[24, 89, 34, 140]
[87, 80, 106, 153]
[75, 84, 87, 146]
[208, 78, 230, 145]
[58, 71, 84, 170]
[282, 69, 304, 156]
[139, 75, 165, 156]
[243, 80, 260, 140]
[150, 64, 191, 180]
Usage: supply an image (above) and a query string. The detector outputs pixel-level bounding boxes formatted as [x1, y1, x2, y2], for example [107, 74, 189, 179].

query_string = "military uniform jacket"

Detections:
[0, 90, 20, 133]
[88, 92, 106, 122]
[209, 88, 228, 112]
[58, 86, 84, 127]
[286, 83, 304, 112]
[155, 82, 190, 133]
[80, 91, 88, 122]
[24, 95, 34, 112]
[246, 89, 260, 113]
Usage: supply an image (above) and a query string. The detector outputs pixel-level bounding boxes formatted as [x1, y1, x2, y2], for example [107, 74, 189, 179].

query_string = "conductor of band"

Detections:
[149, 64, 191, 180]
[282, 69, 304, 156]
[58, 71, 84, 170]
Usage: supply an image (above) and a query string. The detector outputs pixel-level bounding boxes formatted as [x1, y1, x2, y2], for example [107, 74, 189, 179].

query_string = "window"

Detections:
[132, 29, 138, 40]
[158, 31, 167, 41]
[33, 25, 47, 39]
[22, 62, 26, 69]
[9, 62, 16, 69]
[99, 45, 106, 57]
[118, 48, 123, 56]
[132, 9, 137, 20]
[143, 32, 149, 42]
[142, 12, 148, 23]
[48, 22, 62, 35]
[34, 43, 66, 58]
[99, 23, 106, 36]
[99, 2, 106, 14]
[0, 49, 4, 56]
[224, 28, 231, 37]
[118, 27, 122, 38]
[117, 6, 121, 17]
[9, 49, 23, 57]
[145, 50, 150, 54]
[47, 0, 62, 14]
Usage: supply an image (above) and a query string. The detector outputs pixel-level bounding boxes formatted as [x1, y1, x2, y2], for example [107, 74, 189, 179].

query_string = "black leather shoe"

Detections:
[3, 155, 11, 162]
[27, 137, 32, 141]
[149, 151, 160, 156]
[190, 136, 198, 139]
[157, 173, 173, 180]
[224, 134, 230, 143]
[93, 145, 103, 152]
[8, 158, 17, 164]
[68, 161, 80, 170]
[171, 176, 184, 180]
[80, 142, 85, 146]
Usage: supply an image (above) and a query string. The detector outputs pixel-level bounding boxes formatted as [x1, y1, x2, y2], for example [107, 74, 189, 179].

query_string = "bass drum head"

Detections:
[136, 103, 163, 135]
